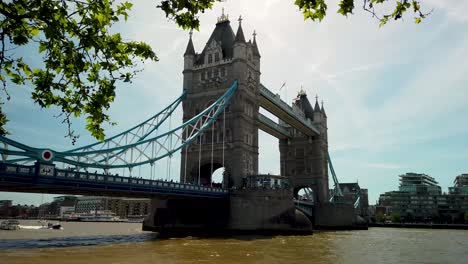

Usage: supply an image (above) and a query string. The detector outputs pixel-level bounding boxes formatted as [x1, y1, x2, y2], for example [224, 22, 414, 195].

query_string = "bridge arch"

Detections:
[185, 156, 231, 187]
[294, 186, 316, 204]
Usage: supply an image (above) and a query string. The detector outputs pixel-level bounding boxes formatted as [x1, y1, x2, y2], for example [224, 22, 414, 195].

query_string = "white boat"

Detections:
[126, 216, 145, 223]
[78, 210, 122, 222]
[0, 219, 20, 230]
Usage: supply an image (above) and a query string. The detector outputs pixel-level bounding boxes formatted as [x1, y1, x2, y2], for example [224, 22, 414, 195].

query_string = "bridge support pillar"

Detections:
[143, 189, 313, 236]
[313, 203, 367, 230]
[228, 189, 312, 234]
[143, 197, 229, 236]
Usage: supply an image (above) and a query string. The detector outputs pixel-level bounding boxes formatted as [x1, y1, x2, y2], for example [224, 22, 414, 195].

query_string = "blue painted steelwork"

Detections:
[327, 152, 343, 201]
[294, 200, 314, 218]
[0, 161, 228, 199]
[67, 91, 187, 153]
[3, 90, 187, 164]
[0, 81, 238, 170]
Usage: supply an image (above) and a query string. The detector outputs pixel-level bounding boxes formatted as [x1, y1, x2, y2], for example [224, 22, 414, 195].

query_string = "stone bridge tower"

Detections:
[279, 91, 329, 204]
[180, 13, 261, 188]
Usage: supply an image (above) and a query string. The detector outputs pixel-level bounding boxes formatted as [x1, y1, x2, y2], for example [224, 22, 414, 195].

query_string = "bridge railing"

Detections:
[259, 84, 320, 135]
[0, 162, 228, 194]
[0, 162, 35, 176]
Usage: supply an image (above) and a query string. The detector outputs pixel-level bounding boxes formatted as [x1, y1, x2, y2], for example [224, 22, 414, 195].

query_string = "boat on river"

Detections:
[78, 210, 123, 222]
[0, 219, 20, 230]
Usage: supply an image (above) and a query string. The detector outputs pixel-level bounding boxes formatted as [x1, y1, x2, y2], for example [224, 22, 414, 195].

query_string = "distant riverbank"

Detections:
[369, 223, 468, 230]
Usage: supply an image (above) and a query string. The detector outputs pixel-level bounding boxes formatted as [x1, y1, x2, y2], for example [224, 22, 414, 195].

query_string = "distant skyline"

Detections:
[1, 0, 468, 205]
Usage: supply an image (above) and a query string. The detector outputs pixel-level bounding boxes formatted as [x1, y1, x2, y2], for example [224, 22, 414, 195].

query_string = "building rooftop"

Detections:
[195, 19, 236, 65]
[399, 173, 439, 186]
[454, 173, 468, 187]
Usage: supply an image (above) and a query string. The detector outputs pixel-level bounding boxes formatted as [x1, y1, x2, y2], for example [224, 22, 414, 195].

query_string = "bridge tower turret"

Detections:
[279, 90, 329, 204]
[180, 12, 261, 188]
[183, 30, 196, 94]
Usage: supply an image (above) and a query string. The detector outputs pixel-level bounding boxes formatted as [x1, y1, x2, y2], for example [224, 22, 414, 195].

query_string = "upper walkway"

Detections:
[259, 84, 320, 137]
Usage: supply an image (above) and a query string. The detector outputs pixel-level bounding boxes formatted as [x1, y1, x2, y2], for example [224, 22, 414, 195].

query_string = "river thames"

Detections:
[1, 221, 467, 264]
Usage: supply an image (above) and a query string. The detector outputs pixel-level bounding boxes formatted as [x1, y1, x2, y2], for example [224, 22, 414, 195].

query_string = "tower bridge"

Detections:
[0, 12, 367, 235]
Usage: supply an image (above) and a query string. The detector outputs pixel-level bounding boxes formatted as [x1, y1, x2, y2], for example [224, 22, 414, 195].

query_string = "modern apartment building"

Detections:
[75, 196, 150, 218]
[377, 173, 468, 223]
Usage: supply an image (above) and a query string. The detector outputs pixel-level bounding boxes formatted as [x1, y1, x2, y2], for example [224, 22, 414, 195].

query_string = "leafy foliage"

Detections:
[159, 1, 429, 29]
[391, 212, 401, 223]
[158, 0, 223, 30]
[0, 0, 157, 142]
[0, 0, 428, 142]
[295, 0, 430, 26]
[0, 102, 8, 136]
[375, 212, 385, 223]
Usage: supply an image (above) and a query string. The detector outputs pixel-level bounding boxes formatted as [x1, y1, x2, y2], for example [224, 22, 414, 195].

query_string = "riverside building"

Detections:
[74, 196, 150, 219]
[377, 173, 468, 223]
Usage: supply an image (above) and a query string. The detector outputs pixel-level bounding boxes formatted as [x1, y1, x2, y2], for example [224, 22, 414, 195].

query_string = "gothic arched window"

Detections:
[208, 54, 213, 64]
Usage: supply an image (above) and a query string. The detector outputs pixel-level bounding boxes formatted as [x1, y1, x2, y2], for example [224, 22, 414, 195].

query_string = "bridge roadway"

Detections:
[0, 162, 228, 199]
[259, 84, 320, 137]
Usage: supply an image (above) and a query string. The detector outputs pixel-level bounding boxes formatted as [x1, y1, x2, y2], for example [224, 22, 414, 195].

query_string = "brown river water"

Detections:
[1, 220, 467, 264]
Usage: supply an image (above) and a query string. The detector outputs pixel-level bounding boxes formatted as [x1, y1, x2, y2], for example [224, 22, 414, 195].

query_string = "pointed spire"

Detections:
[235, 15, 246, 43]
[217, 7, 229, 23]
[184, 30, 195, 56]
[314, 94, 321, 112]
[321, 100, 327, 117]
[252, 30, 261, 57]
[298, 85, 306, 96]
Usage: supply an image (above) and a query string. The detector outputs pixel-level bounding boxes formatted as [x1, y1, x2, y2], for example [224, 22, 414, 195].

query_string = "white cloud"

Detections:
[4, 0, 468, 204]
[426, 0, 468, 23]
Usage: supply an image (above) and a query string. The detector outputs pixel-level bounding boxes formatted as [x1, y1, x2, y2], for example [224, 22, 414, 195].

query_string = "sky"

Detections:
[1, 0, 468, 205]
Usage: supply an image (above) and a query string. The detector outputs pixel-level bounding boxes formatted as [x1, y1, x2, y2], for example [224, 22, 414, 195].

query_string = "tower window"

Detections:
[215, 52, 220, 62]
[208, 54, 213, 64]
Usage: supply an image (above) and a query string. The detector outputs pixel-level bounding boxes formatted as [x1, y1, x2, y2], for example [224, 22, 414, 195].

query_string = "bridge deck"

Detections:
[258, 113, 292, 139]
[259, 84, 320, 137]
[0, 162, 228, 199]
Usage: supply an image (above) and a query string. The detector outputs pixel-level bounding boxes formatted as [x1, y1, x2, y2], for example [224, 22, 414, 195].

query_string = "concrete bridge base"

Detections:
[314, 203, 368, 230]
[143, 189, 313, 237]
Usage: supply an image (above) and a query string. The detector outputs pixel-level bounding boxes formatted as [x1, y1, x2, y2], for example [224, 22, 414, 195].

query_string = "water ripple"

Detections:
[0, 233, 159, 250]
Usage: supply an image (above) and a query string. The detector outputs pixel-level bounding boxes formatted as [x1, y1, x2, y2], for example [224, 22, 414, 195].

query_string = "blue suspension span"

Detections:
[67, 91, 187, 153]
[2, 90, 186, 164]
[327, 151, 343, 200]
[0, 81, 238, 170]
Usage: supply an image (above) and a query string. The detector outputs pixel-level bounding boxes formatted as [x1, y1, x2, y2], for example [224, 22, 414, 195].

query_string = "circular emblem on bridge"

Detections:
[41, 149, 54, 162]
